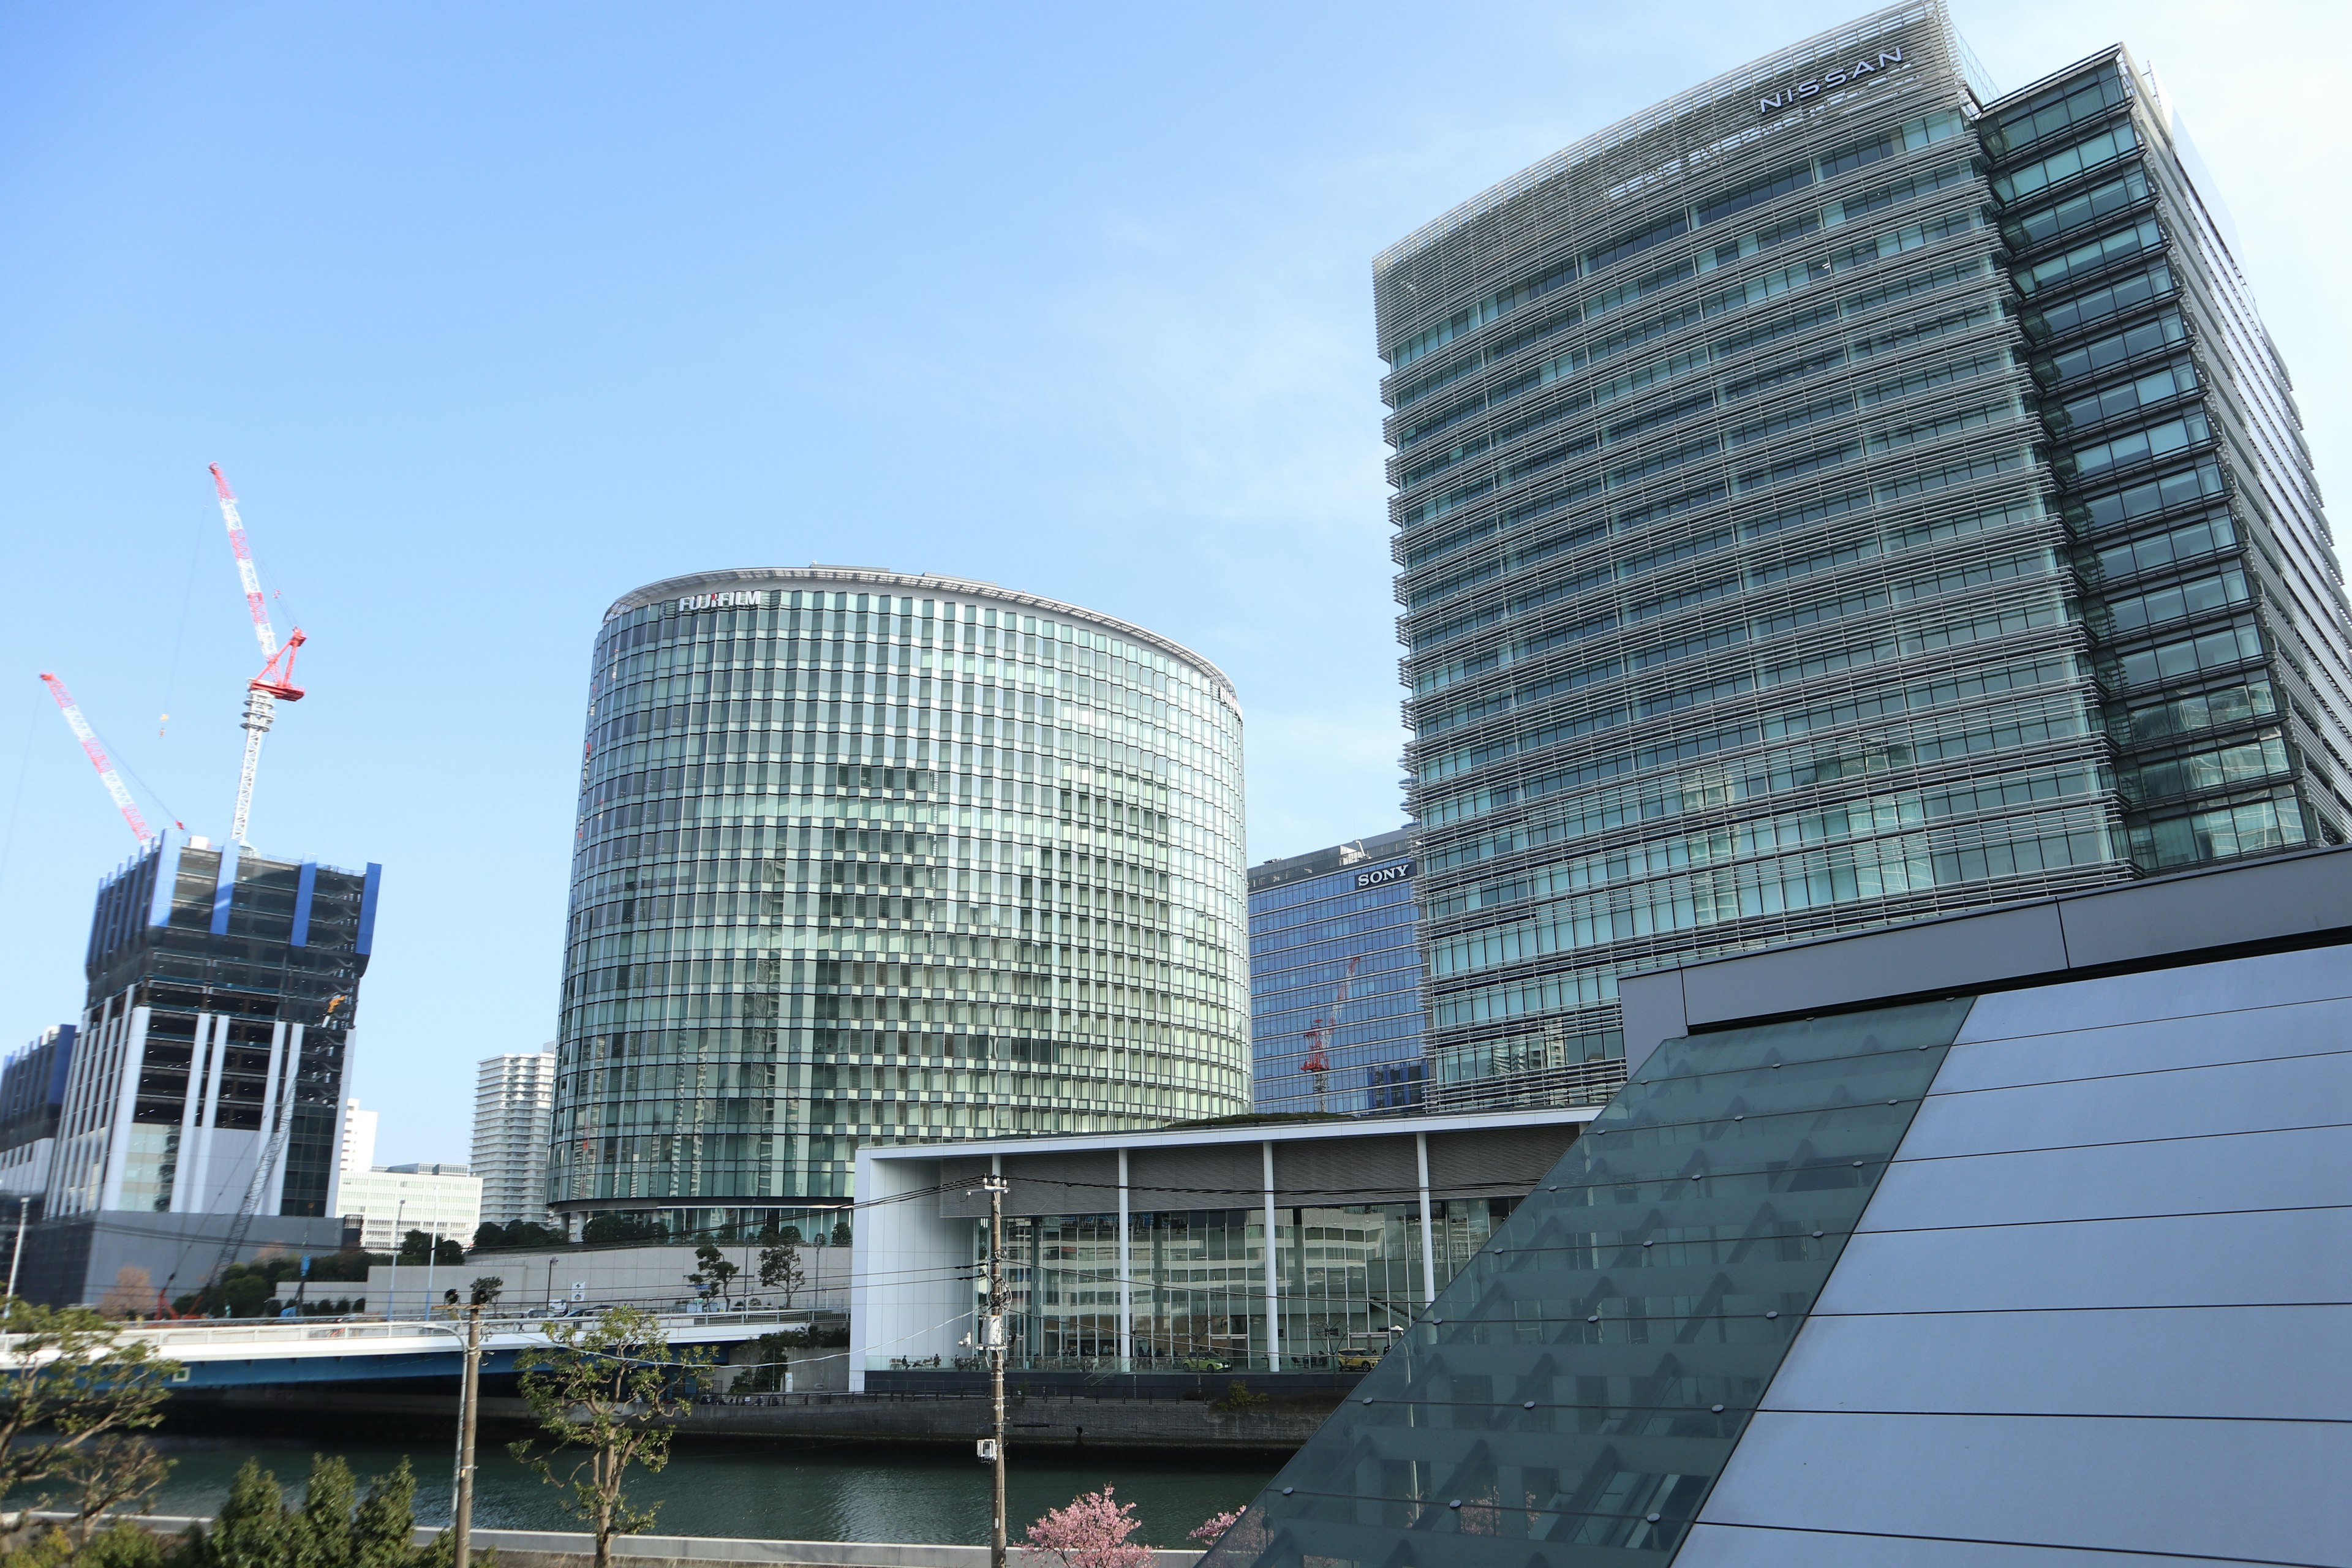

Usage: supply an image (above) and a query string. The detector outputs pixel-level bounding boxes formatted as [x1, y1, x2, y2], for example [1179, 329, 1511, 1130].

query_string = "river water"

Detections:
[135, 1427, 1277, 1551]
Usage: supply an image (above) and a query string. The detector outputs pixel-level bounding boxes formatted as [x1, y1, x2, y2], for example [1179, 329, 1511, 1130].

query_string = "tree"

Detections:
[580, 1213, 665, 1246]
[509, 1306, 709, 1568]
[59, 1435, 172, 1544]
[94, 1267, 154, 1321]
[197, 1454, 428, 1568]
[685, 1245, 737, 1305]
[1020, 1487, 1150, 1568]
[829, 1219, 851, 1247]
[219, 1273, 272, 1318]
[756, 1237, 804, 1308]
[349, 1460, 422, 1568]
[1191, 1502, 1265, 1561]
[473, 1220, 563, 1253]
[1189, 1508, 1243, 1545]
[467, 1277, 505, 1308]
[0, 1300, 179, 1522]
[206, 1460, 295, 1568]
[396, 1231, 462, 1267]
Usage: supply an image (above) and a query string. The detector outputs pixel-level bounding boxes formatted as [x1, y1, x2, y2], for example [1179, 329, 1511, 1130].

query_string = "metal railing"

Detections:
[85, 1306, 828, 1354]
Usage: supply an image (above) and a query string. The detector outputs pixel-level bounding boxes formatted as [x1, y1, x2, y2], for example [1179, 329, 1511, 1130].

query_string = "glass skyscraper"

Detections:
[1248, 826, 1427, 1117]
[1380, 1, 2352, 1111]
[554, 568, 1251, 1233]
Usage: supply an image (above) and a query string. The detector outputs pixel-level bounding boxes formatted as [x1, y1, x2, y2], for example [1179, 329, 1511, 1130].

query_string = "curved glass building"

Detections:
[552, 568, 1250, 1234]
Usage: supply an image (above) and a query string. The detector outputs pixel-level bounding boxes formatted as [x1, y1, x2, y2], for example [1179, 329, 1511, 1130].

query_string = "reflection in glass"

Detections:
[1200, 997, 1970, 1566]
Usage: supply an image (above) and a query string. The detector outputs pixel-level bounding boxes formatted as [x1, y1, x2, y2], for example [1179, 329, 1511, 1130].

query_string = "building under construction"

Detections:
[13, 832, 380, 1306]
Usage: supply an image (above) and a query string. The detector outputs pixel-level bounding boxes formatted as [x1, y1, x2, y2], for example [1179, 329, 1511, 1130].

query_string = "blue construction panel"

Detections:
[356, 863, 382, 955]
[147, 829, 181, 927]
[210, 845, 241, 936]
[290, 861, 317, 947]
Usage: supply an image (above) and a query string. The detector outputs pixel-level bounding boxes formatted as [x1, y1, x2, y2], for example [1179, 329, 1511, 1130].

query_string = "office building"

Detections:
[472, 1049, 556, 1226]
[338, 1098, 377, 1175]
[50, 831, 377, 1220]
[851, 1104, 1585, 1389]
[13, 832, 379, 1305]
[336, 1163, 480, 1253]
[0, 1027, 74, 1205]
[1202, 843, 2352, 1568]
[555, 567, 1250, 1235]
[1248, 827, 1431, 1116]
[1381, 4, 2352, 1110]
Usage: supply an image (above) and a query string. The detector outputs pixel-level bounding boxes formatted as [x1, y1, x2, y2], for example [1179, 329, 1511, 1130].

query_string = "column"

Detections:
[1415, 1133, 1437, 1307]
[1261, 1140, 1280, 1372]
[1115, 1147, 1133, 1371]
[170, 1014, 213, 1212]
[96, 1006, 151, 1212]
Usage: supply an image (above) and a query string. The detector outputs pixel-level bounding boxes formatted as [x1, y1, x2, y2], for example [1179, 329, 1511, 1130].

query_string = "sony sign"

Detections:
[677, 590, 765, 612]
[1758, 44, 1909, 115]
[1355, 861, 1414, 890]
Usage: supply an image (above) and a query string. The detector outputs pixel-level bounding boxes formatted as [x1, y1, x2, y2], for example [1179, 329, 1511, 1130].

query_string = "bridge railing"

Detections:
[111, 1305, 832, 1351]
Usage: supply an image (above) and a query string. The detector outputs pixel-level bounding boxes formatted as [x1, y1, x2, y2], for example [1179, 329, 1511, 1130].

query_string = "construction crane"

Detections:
[1300, 955, 1363, 1112]
[209, 465, 307, 847]
[39, 673, 156, 845]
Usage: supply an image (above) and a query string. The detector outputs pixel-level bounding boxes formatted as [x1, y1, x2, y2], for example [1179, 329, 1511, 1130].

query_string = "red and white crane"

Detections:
[39, 673, 155, 846]
[1301, 954, 1363, 1110]
[209, 464, 307, 847]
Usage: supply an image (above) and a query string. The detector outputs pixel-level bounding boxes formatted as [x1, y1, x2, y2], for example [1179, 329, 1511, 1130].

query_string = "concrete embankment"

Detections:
[185, 1386, 1330, 1452]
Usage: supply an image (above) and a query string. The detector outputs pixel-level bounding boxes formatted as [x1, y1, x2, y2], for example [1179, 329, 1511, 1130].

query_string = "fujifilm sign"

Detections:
[1758, 45, 1909, 114]
[677, 590, 766, 612]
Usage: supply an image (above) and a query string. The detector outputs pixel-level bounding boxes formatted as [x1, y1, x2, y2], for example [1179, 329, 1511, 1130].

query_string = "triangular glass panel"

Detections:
[1198, 997, 1971, 1567]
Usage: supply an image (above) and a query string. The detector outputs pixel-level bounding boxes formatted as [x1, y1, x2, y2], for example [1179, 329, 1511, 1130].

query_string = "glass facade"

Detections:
[1248, 827, 1430, 1117]
[554, 568, 1252, 1227]
[1198, 996, 1969, 1566]
[1986, 55, 2352, 869]
[49, 833, 375, 1220]
[977, 1198, 1518, 1376]
[1377, 1, 2352, 1112]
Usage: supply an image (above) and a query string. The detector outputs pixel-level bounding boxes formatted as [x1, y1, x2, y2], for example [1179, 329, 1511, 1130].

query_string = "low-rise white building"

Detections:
[338, 1163, 480, 1253]
[851, 1104, 1593, 1391]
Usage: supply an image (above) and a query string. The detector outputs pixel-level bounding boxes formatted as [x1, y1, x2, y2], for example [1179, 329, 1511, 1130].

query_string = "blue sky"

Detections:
[2, 1, 2344, 1163]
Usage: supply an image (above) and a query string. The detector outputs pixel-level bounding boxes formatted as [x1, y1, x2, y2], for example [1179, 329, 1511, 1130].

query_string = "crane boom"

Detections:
[209, 465, 306, 847]
[210, 464, 278, 664]
[39, 673, 153, 844]
[1300, 955, 1363, 1107]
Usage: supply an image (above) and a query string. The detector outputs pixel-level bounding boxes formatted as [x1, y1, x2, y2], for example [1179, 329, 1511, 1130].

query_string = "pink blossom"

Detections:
[1189, 1508, 1243, 1544]
[1020, 1485, 1152, 1568]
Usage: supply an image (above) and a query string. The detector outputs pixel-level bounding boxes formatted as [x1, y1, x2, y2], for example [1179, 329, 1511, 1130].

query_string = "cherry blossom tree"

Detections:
[1190, 1507, 1244, 1544]
[1020, 1485, 1152, 1568]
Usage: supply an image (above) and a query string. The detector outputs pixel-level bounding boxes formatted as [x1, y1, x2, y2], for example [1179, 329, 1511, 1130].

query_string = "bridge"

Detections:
[92, 1310, 811, 1388]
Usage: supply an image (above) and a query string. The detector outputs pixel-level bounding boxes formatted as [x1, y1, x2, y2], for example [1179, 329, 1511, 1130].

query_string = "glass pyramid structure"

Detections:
[1198, 997, 1970, 1566]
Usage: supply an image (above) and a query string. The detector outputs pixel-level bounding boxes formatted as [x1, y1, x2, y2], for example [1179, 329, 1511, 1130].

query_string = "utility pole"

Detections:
[423, 1187, 442, 1312]
[386, 1199, 407, 1319]
[448, 1292, 484, 1568]
[6, 1196, 25, 1301]
[982, 1173, 1009, 1568]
